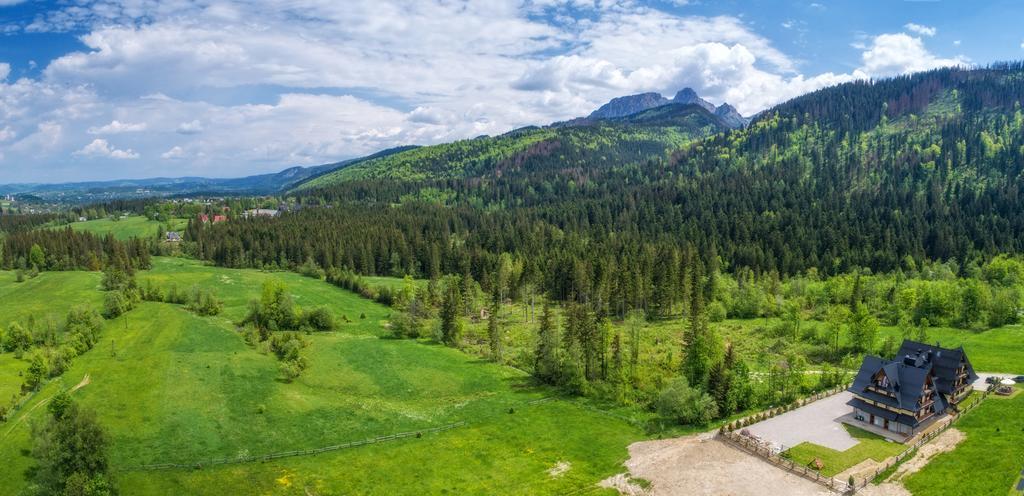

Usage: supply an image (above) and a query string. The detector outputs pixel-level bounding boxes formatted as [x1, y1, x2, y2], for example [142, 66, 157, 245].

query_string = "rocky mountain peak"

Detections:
[588, 92, 670, 119]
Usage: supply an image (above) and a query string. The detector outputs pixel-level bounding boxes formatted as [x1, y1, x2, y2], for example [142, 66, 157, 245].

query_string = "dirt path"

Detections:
[2, 373, 91, 440]
[843, 428, 964, 496]
[887, 428, 964, 482]
[601, 431, 834, 495]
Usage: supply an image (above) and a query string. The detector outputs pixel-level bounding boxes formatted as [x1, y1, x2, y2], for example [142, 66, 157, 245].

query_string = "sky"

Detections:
[0, 0, 1022, 183]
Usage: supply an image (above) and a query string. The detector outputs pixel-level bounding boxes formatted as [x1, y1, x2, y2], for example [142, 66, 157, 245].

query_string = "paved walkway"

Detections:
[745, 391, 858, 451]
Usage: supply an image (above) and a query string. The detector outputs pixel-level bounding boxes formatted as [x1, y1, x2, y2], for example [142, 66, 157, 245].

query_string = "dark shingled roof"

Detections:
[849, 355, 941, 412]
[896, 340, 978, 395]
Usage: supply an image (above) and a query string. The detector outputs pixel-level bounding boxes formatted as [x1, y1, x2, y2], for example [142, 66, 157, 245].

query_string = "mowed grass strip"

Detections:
[783, 424, 906, 477]
[902, 385, 1024, 496]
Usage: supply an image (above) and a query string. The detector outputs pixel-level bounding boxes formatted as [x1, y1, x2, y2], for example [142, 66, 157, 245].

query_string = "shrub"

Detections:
[708, 301, 727, 322]
[654, 377, 719, 426]
[186, 287, 223, 316]
[102, 291, 131, 319]
[303, 307, 335, 332]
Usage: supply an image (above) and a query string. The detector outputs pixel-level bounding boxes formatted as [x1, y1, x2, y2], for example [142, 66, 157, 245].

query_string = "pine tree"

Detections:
[683, 258, 715, 389]
[850, 270, 863, 312]
[487, 288, 502, 362]
[440, 278, 463, 346]
[534, 300, 559, 384]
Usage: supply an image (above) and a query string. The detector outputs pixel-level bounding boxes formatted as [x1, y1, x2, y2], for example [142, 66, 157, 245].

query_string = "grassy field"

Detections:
[0, 258, 644, 494]
[59, 215, 188, 240]
[2, 259, 1022, 494]
[783, 424, 907, 477]
[902, 385, 1024, 496]
[0, 270, 103, 403]
[0, 269, 105, 324]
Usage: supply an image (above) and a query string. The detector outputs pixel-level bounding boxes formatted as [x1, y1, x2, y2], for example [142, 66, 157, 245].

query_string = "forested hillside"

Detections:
[292, 102, 728, 188]
[201, 65, 1024, 284]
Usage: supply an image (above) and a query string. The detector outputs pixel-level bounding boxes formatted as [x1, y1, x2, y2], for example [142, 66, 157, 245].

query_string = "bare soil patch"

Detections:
[604, 432, 834, 495]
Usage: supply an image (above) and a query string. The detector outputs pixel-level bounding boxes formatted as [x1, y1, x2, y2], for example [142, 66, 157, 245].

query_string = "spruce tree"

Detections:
[440, 278, 463, 346]
[683, 258, 714, 389]
[487, 288, 502, 362]
[534, 300, 559, 384]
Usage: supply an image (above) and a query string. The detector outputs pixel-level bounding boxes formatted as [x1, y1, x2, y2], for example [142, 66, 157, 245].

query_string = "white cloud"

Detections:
[0, 63, 9, 81]
[0, 1, 981, 182]
[904, 23, 936, 37]
[87, 120, 147, 134]
[0, 0, 27, 6]
[953, 40, 961, 47]
[859, 33, 966, 78]
[74, 138, 139, 159]
[0, 126, 14, 142]
[161, 146, 187, 159]
[176, 120, 204, 134]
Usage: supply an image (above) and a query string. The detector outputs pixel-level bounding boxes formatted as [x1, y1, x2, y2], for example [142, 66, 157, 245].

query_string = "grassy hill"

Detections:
[0, 258, 645, 494]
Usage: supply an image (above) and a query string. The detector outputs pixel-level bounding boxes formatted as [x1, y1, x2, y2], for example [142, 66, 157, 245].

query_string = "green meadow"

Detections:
[60, 215, 188, 240]
[2, 258, 1023, 494]
[903, 385, 1024, 496]
[0, 258, 642, 495]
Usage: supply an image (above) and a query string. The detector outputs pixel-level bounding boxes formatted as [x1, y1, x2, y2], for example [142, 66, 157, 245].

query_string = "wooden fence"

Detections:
[848, 389, 990, 491]
[722, 429, 850, 492]
[720, 386, 992, 494]
[721, 384, 851, 433]
[122, 421, 468, 472]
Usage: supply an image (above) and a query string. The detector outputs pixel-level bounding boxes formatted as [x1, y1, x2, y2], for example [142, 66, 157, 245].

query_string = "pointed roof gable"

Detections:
[896, 339, 978, 394]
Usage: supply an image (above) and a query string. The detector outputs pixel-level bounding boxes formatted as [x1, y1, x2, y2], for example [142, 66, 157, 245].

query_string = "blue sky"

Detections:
[0, 0, 1021, 183]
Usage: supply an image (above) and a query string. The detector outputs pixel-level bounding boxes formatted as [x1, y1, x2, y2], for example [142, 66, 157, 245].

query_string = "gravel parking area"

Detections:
[744, 391, 858, 451]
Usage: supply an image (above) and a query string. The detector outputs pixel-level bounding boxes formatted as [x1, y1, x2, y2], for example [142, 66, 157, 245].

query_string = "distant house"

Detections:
[165, 231, 182, 242]
[243, 209, 279, 218]
[847, 340, 977, 438]
[212, 215, 228, 223]
[198, 213, 210, 223]
[78, 216, 88, 222]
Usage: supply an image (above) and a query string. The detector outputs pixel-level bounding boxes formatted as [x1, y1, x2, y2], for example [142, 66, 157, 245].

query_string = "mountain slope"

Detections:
[279, 64, 1024, 277]
[588, 92, 670, 119]
[292, 103, 728, 190]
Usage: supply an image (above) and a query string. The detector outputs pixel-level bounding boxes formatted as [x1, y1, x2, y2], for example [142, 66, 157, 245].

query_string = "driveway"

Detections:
[744, 391, 858, 451]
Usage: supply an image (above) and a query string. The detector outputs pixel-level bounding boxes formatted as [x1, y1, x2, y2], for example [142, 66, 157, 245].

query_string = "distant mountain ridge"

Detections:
[586, 88, 749, 128]
[6, 89, 743, 199]
[0, 146, 416, 200]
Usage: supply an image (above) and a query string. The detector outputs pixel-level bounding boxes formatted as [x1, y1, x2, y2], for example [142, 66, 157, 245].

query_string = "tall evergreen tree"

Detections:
[534, 300, 559, 384]
[487, 287, 502, 362]
[440, 278, 463, 346]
